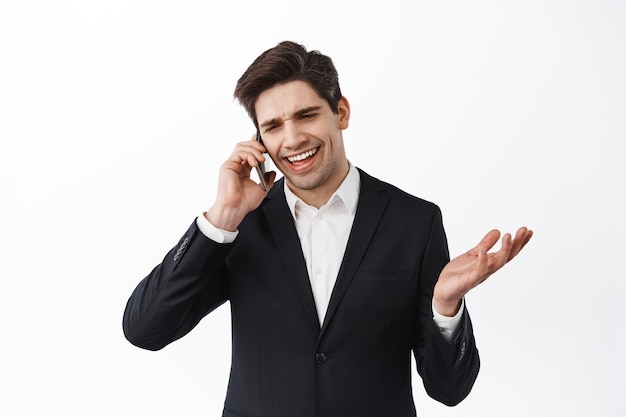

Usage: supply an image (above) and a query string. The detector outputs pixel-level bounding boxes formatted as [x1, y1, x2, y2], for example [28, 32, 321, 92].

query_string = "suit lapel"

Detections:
[263, 179, 321, 335]
[319, 170, 389, 338]
[262, 172, 390, 340]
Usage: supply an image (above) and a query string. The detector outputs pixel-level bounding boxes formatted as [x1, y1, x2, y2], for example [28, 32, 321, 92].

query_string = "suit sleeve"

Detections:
[122, 220, 232, 351]
[413, 206, 480, 406]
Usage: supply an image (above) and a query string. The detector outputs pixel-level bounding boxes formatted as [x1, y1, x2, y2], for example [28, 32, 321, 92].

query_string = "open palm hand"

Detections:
[433, 227, 533, 316]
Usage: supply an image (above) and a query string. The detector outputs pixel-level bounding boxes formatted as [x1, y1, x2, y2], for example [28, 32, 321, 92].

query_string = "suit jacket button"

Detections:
[173, 237, 189, 261]
[315, 353, 327, 363]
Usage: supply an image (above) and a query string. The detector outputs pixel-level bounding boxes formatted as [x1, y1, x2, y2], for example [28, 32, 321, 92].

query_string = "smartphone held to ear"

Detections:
[255, 131, 270, 191]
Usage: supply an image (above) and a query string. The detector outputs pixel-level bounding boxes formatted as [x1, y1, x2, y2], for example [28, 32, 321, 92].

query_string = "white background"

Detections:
[1, 1, 624, 416]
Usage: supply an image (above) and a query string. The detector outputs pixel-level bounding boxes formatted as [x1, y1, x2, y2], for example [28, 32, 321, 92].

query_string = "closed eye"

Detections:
[294, 106, 321, 120]
[260, 106, 322, 133]
[298, 112, 317, 120]
[264, 123, 280, 133]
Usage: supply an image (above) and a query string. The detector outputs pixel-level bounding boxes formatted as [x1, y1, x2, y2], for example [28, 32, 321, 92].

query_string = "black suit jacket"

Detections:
[123, 169, 479, 417]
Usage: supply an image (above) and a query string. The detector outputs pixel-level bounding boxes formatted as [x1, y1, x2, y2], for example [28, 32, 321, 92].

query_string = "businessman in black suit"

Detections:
[123, 41, 532, 417]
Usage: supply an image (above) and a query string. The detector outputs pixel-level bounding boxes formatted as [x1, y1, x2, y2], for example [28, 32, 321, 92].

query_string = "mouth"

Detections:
[285, 147, 319, 164]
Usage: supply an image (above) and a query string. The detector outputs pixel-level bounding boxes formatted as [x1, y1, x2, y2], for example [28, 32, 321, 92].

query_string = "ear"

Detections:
[337, 97, 350, 129]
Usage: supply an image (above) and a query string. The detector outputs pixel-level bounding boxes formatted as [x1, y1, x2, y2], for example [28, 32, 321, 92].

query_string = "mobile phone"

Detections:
[255, 131, 269, 191]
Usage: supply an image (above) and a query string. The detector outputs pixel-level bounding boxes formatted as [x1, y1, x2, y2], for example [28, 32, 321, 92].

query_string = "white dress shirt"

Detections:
[283, 163, 360, 324]
[196, 163, 463, 341]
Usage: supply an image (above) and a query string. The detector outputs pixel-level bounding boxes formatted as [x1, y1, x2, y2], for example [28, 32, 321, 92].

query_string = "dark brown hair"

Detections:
[234, 41, 343, 126]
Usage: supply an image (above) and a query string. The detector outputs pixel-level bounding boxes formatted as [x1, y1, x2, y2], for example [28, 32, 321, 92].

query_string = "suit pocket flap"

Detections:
[358, 270, 414, 282]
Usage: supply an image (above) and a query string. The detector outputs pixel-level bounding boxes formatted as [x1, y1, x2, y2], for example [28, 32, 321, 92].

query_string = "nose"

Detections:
[282, 120, 306, 149]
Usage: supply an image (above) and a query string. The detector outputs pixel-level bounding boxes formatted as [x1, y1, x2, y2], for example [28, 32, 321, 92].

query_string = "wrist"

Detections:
[433, 297, 462, 317]
[205, 205, 244, 232]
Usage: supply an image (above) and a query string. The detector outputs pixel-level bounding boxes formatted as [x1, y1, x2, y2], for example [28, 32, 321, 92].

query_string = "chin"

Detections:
[284, 171, 328, 192]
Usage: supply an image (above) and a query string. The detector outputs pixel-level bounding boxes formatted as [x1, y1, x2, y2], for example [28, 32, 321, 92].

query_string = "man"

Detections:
[123, 41, 532, 417]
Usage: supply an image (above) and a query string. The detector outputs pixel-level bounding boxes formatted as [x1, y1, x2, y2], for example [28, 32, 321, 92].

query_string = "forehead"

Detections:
[255, 80, 327, 122]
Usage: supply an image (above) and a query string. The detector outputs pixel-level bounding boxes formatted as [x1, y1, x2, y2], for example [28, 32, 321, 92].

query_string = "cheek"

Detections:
[264, 144, 282, 164]
[259, 137, 278, 156]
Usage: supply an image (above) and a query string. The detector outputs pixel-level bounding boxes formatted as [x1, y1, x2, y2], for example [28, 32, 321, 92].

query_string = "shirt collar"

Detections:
[284, 162, 360, 220]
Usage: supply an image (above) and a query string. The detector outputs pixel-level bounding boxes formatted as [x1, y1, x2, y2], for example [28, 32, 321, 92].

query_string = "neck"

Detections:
[288, 160, 350, 209]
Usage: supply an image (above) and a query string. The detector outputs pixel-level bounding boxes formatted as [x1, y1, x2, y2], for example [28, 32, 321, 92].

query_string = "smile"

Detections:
[286, 147, 318, 163]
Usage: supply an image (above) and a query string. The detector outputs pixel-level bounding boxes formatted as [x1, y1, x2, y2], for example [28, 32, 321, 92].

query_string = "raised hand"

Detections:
[433, 227, 533, 316]
[205, 135, 276, 231]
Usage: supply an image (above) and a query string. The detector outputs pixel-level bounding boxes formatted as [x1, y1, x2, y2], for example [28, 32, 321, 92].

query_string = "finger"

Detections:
[507, 227, 533, 262]
[250, 132, 268, 153]
[246, 153, 260, 168]
[506, 227, 526, 261]
[476, 246, 489, 282]
[470, 229, 501, 255]
[465, 246, 491, 290]
[520, 228, 533, 249]
[246, 133, 269, 153]
[229, 147, 265, 168]
[485, 232, 511, 272]
[236, 138, 267, 154]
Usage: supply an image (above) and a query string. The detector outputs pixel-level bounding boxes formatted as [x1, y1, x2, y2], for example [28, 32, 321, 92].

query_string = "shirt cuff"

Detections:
[196, 213, 238, 244]
[432, 298, 465, 343]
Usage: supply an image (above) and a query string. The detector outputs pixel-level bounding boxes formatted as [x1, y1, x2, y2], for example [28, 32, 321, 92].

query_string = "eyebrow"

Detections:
[259, 106, 323, 130]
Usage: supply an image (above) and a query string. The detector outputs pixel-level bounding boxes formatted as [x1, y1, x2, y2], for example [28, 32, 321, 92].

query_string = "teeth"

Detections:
[287, 148, 317, 163]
